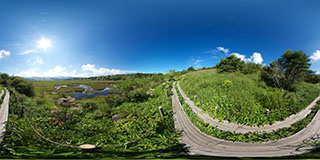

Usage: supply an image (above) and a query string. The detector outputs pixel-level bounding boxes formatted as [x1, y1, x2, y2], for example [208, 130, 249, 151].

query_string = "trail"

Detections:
[177, 81, 320, 133]
[172, 82, 320, 157]
[0, 88, 10, 142]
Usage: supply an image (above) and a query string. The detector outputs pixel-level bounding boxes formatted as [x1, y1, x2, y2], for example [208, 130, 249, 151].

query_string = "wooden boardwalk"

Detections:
[0, 88, 10, 142]
[172, 82, 320, 157]
[177, 81, 320, 133]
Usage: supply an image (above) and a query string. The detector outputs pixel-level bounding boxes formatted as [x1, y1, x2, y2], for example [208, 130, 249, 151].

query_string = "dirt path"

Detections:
[173, 82, 320, 157]
[177, 81, 320, 133]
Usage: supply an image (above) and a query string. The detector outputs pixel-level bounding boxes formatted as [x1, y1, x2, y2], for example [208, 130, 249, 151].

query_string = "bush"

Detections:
[216, 55, 245, 73]
[262, 50, 311, 90]
[304, 70, 320, 84]
[242, 63, 262, 74]
[222, 80, 233, 88]
[0, 73, 35, 97]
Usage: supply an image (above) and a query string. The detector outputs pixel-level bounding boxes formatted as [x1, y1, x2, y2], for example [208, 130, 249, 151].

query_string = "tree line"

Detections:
[215, 50, 320, 90]
[0, 73, 35, 97]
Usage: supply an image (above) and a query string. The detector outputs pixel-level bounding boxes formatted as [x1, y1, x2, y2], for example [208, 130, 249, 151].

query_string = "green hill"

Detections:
[179, 69, 320, 126]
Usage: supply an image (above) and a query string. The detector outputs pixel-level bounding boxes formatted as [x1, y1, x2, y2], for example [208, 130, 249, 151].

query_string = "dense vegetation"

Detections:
[179, 50, 320, 126]
[84, 73, 163, 81]
[0, 74, 184, 158]
[1, 49, 320, 158]
[0, 73, 34, 97]
[262, 50, 314, 90]
[179, 69, 320, 126]
[176, 83, 320, 142]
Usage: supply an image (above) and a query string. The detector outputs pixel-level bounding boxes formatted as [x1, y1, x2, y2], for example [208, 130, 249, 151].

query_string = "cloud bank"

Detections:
[232, 52, 263, 64]
[15, 64, 133, 77]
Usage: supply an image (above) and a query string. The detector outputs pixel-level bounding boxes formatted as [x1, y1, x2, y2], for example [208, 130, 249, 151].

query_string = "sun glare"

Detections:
[37, 38, 51, 50]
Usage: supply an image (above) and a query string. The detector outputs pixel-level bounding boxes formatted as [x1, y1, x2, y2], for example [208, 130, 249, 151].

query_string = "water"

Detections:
[55, 84, 113, 100]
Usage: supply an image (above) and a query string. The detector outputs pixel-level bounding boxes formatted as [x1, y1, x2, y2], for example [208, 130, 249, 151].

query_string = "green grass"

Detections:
[0, 78, 183, 158]
[175, 82, 320, 143]
[55, 87, 85, 93]
[0, 86, 3, 104]
[179, 69, 320, 126]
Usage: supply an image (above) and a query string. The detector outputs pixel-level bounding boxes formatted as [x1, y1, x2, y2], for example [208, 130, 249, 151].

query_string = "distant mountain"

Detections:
[23, 76, 85, 81]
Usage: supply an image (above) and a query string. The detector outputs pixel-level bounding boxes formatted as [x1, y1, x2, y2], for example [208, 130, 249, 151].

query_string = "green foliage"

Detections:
[222, 80, 233, 88]
[86, 73, 163, 81]
[0, 73, 34, 97]
[180, 69, 320, 126]
[216, 55, 245, 73]
[1, 75, 183, 158]
[262, 50, 311, 90]
[187, 66, 195, 71]
[304, 70, 320, 84]
[242, 62, 262, 74]
[164, 69, 180, 81]
[175, 83, 319, 143]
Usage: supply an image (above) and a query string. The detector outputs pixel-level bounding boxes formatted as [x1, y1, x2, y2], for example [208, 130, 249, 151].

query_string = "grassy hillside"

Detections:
[179, 69, 320, 126]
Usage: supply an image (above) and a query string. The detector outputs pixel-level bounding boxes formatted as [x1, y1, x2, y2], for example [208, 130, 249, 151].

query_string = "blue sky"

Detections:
[0, 0, 320, 77]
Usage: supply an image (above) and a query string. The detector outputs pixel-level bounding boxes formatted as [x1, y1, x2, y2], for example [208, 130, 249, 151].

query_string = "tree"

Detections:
[216, 55, 245, 73]
[187, 66, 195, 71]
[242, 62, 262, 74]
[262, 50, 311, 90]
[304, 70, 320, 84]
[0, 74, 35, 97]
[165, 69, 178, 80]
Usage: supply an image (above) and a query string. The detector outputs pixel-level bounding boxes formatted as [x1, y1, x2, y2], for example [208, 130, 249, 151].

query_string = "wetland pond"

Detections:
[55, 84, 114, 100]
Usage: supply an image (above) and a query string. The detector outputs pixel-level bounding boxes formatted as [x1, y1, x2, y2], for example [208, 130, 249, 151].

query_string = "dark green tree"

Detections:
[187, 66, 196, 71]
[242, 62, 262, 74]
[304, 70, 320, 84]
[262, 50, 311, 90]
[216, 55, 245, 73]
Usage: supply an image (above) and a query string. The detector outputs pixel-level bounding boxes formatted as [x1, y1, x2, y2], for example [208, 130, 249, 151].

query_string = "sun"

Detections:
[37, 38, 52, 50]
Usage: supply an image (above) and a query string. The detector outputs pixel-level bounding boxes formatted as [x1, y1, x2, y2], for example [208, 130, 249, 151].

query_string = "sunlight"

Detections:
[37, 38, 51, 50]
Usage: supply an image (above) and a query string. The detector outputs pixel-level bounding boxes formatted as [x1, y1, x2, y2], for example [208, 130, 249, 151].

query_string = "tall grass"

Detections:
[175, 82, 320, 142]
[180, 69, 320, 126]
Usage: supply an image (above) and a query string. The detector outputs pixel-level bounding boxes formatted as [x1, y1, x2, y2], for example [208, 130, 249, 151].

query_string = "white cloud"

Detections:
[232, 52, 263, 64]
[232, 53, 246, 61]
[204, 46, 230, 55]
[82, 64, 132, 76]
[217, 46, 230, 54]
[16, 64, 133, 77]
[204, 49, 218, 54]
[193, 59, 203, 68]
[16, 66, 70, 77]
[0, 50, 10, 59]
[82, 64, 95, 72]
[250, 52, 263, 64]
[33, 57, 43, 65]
[18, 49, 37, 55]
[310, 50, 320, 61]
[193, 59, 203, 65]
[15, 68, 42, 77]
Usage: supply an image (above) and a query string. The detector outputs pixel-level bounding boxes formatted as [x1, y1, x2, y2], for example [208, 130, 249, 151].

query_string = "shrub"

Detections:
[222, 80, 233, 88]
[242, 63, 262, 74]
[262, 50, 311, 90]
[0, 74, 35, 97]
[216, 55, 245, 73]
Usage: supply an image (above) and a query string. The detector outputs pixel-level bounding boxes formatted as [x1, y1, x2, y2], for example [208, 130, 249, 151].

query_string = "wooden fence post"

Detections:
[159, 107, 164, 117]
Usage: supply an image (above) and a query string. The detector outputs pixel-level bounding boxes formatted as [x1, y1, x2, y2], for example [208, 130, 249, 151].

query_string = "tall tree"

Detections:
[263, 50, 311, 90]
[216, 55, 245, 72]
